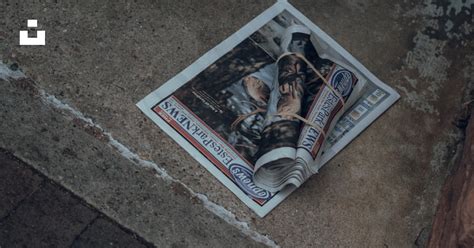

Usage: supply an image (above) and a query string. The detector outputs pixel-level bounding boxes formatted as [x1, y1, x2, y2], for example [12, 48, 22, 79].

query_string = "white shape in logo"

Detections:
[19, 19, 45, 46]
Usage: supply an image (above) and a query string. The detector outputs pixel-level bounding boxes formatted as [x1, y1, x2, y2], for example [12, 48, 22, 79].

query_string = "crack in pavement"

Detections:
[0, 61, 279, 248]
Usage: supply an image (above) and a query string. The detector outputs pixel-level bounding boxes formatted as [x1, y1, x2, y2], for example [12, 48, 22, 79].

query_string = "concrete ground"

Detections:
[0, 0, 473, 247]
[0, 149, 153, 248]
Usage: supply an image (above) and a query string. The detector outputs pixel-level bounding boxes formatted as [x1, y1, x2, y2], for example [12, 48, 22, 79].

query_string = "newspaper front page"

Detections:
[137, 1, 400, 217]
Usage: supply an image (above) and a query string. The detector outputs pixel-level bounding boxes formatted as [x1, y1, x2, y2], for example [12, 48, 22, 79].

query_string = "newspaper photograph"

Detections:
[137, 1, 400, 217]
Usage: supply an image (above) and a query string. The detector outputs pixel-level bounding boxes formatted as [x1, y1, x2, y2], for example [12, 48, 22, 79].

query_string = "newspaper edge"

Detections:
[136, 1, 400, 217]
[137, 2, 289, 218]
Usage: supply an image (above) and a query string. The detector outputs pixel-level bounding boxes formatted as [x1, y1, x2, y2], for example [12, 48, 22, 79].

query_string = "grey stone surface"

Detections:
[0, 150, 154, 248]
[0, 182, 97, 247]
[0, 77, 264, 247]
[0, 149, 44, 219]
[0, 0, 473, 247]
[71, 217, 149, 248]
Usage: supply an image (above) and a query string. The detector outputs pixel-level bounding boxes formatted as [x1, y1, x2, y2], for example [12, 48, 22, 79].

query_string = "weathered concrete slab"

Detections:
[1, 0, 473, 247]
[0, 182, 98, 247]
[0, 78, 266, 247]
[0, 149, 44, 219]
[71, 217, 149, 248]
[0, 150, 154, 248]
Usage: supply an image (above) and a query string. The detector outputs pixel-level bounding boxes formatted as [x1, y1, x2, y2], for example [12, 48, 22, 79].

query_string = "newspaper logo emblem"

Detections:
[229, 164, 271, 200]
[331, 69, 353, 97]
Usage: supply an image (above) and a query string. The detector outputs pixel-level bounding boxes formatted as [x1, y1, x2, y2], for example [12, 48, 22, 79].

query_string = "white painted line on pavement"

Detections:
[0, 62, 279, 248]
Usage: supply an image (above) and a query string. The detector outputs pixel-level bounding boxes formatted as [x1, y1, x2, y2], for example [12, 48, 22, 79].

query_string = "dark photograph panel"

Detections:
[172, 11, 337, 163]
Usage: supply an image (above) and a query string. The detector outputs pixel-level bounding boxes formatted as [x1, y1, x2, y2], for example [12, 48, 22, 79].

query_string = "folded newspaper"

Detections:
[137, 1, 400, 217]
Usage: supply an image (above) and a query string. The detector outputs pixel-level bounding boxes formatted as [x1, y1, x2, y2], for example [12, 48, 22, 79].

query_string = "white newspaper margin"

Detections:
[137, 1, 400, 217]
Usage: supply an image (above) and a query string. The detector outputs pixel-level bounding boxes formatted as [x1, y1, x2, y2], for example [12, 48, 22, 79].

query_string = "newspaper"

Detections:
[251, 44, 368, 191]
[137, 1, 400, 217]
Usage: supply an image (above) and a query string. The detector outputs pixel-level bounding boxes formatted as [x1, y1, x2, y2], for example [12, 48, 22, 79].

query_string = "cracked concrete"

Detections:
[0, 76, 267, 247]
[40, 88, 277, 246]
[0, 149, 154, 248]
[0, 0, 473, 247]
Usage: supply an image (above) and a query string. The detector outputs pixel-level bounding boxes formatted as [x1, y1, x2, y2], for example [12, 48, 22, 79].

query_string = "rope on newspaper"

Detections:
[231, 52, 347, 139]
[230, 104, 266, 130]
[277, 52, 346, 105]
[276, 111, 327, 138]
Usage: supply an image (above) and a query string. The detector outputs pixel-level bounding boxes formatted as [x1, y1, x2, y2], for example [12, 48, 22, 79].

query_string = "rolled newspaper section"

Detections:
[253, 52, 309, 192]
[297, 64, 366, 173]
[254, 58, 366, 192]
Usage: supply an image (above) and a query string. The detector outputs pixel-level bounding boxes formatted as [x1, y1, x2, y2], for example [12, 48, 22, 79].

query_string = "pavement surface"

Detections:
[0, 0, 473, 247]
[0, 149, 153, 248]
